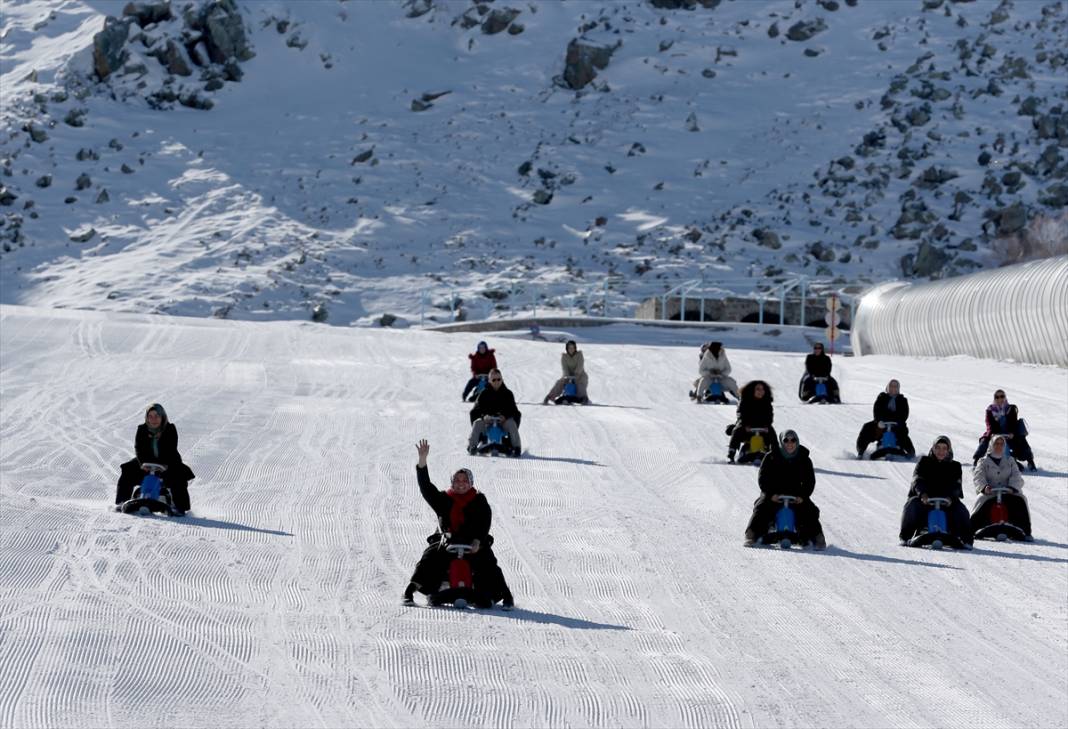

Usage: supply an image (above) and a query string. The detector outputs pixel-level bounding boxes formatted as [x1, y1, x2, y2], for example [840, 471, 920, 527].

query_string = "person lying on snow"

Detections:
[462, 341, 498, 402]
[726, 380, 776, 463]
[744, 430, 827, 549]
[971, 389, 1036, 471]
[899, 436, 974, 548]
[468, 368, 522, 456]
[114, 403, 195, 514]
[542, 339, 590, 404]
[855, 378, 916, 457]
[971, 434, 1033, 539]
[798, 342, 841, 403]
[403, 439, 514, 608]
[690, 341, 741, 401]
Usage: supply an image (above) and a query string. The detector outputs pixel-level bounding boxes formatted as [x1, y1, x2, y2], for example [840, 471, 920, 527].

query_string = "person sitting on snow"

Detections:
[690, 341, 740, 401]
[970, 434, 1033, 540]
[462, 341, 497, 402]
[114, 403, 195, 515]
[542, 339, 590, 405]
[971, 389, 1036, 471]
[855, 379, 916, 458]
[403, 439, 514, 608]
[727, 380, 776, 463]
[899, 436, 973, 548]
[798, 343, 841, 403]
[468, 369, 522, 456]
[744, 430, 827, 549]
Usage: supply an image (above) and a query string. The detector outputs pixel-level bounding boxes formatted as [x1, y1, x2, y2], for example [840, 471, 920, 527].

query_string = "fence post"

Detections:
[800, 277, 807, 328]
[420, 291, 426, 326]
[758, 297, 764, 325]
[779, 283, 786, 326]
[699, 296, 705, 322]
[603, 278, 609, 318]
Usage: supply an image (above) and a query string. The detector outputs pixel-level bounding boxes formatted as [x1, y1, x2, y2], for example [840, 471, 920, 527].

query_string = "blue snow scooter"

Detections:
[695, 376, 731, 404]
[763, 495, 801, 549]
[475, 416, 518, 457]
[870, 422, 911, 461]
[116, 463, 179, 516]
[553, 376, 589, 405]
[907, 497, 965, 550]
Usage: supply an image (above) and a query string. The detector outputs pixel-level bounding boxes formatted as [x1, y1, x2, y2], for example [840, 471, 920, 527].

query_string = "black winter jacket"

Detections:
[909, 454, 963, 501]
[873, 393, 909, 425]
[805, 353, 833, 378]
[758, 445, 816, 499]
[736, 397, 774, 430]
[133, 423, 195, 481]
[417, 466, 492, 544]
[470, 384, 522, 426]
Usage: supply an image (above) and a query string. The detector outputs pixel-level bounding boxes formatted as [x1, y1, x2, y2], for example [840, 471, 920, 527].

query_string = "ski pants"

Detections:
[970, 492, 1032, 535]
[115, 459, 191, 512]
[468, 417, 521, 452]
[409, 537, 511, 602]
[857, 420, 915, 455]
[745, 495, 824, 543]
[545, 373, 589, 401]
[972, 432, 1034, 465]
[899, 497, 973, 544]
[695, 374, 739, 399]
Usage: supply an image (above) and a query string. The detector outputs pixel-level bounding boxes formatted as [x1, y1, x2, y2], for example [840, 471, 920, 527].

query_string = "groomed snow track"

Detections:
[1, 305, 1065, 728]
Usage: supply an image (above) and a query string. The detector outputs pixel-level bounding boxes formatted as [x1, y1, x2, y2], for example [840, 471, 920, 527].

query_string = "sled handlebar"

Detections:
[988, 486, 1017, 501]
[774, 495, 798, 505]
[446, 544, 474, 557]
[141, 463, 167, 473]
[927, 497, 951, 508]
[748, 427, 768, 433]
[877, 421, 897, 429]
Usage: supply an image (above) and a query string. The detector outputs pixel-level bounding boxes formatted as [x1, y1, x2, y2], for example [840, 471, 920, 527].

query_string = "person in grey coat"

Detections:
[970, 434, 1033, 538]
[542, 340, 589, 404]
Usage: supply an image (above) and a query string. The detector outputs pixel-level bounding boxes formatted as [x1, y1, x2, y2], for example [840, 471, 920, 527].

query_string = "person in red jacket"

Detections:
[463, 341, 498, 402]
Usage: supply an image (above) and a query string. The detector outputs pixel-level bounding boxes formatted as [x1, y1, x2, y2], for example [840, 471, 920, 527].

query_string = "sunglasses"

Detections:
[994, 394, 1006, 399]
[783, 437, 798, 443]
[490, 378, 502, 383]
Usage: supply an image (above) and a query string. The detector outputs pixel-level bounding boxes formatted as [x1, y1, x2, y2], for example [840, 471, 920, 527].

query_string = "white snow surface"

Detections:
[1, 304, 1067, 728]
[1, 0, 1067, 324]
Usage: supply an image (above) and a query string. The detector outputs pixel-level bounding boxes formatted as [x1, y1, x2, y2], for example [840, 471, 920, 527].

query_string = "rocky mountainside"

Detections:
[0, 0, 1065, 325]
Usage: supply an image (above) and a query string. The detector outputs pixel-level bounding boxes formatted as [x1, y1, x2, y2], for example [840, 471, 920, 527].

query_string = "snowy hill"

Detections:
[2, 304, 1066, 727]
[0, 0, 1066, 325]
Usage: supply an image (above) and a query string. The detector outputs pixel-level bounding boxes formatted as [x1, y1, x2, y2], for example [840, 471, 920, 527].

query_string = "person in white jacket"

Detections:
[690, 341, 740, 401]
[970, 434, 1032, 539]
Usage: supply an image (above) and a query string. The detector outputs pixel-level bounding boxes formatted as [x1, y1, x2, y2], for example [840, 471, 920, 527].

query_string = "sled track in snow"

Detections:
[0, 306, 1065, 728]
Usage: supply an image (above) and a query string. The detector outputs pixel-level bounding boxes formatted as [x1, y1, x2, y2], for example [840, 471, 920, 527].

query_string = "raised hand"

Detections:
[416, 439, 430, 466]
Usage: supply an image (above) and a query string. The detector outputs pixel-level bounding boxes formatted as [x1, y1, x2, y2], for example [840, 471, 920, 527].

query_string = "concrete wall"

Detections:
[635, 295, 853, 328]
[852, 256, 1068, 367]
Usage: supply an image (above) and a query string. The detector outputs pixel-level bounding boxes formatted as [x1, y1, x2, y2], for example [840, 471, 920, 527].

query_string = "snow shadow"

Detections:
[485, 607, 630, 631]
[520, 453, 606, 467]
[814, 467, 887, 481]
[968, 547, 1068, 565]
[822, 546, 963, 570]
[181, 514, 294, 537]
[1031, 538, 1068, 550]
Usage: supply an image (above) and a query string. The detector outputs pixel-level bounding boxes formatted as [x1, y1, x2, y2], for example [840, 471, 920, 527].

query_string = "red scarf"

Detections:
[446, 488, 479, 533]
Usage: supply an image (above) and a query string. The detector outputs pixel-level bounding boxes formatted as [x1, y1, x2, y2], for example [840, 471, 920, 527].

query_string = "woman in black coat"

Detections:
[403, 439, 513, 608]
[114, 403, 195, 513]
[856, 379, 915, 457]
[899, 435, 973, 547]
[727, 380, 776, 463]
[799, 343, 841, 403]
[745, 430, 826, 548]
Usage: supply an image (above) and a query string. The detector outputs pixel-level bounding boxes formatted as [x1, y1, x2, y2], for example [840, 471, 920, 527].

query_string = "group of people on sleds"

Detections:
[109, 339, 1041, 612]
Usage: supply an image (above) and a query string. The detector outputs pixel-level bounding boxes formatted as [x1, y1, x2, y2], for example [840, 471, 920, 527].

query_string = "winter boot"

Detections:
[402, 582, 417, 606]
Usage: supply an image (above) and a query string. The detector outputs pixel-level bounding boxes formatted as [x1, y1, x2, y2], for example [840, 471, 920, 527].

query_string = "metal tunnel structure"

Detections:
[852, 256, 1068, 367]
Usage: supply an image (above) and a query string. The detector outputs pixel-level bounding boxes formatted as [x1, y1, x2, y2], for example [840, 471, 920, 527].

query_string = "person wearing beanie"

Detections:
[744, 430, 827, 549]
[899, 435, 974, 548]
[403, 439, 513, 609]
[113, 403, 195, 514]
[462, 341, 498, 402]
[855, 379, 916, 458]
[542, 340, 590, 405]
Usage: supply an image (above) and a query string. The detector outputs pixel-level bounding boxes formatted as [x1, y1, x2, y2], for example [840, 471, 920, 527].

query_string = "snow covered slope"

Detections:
[1, 304, 1066, 728]
[1, 0, 1066, 324]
